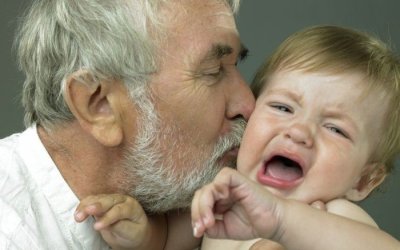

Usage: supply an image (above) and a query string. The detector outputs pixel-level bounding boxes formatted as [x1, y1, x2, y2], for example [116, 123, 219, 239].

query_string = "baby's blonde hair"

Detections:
[252, 25, 400, 173]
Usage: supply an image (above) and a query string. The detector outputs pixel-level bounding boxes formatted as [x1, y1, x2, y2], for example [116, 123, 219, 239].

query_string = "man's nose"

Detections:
[225, 72, 255, 121]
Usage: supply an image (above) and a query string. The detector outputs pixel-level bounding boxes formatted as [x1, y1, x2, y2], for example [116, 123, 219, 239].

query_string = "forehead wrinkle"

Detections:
[266, 88, 303, 104]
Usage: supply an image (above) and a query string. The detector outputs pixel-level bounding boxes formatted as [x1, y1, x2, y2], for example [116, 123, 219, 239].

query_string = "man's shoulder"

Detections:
[0, 130, 30, 190]
[0, 131, 28, 193]
[0, 127, 41, 183]
[0, 198, 42, 249]
[0, 129, 35, 169]
[0, 132, 22, 161]
[0, 130, 67, 249]
[0, 129, 38, 227]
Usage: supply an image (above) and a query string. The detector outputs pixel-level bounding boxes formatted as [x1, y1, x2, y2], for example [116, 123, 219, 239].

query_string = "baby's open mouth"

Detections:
[257, 155, 304, 189]
[265, 155, 303, 181]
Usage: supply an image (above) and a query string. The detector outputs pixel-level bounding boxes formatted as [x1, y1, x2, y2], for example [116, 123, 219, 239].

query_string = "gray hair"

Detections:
[15, 0, 240, 129]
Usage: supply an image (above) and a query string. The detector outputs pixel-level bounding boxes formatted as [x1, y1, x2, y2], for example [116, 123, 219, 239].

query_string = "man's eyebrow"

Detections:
[202, 43, 249, 62]
[207, 44, 233, 61]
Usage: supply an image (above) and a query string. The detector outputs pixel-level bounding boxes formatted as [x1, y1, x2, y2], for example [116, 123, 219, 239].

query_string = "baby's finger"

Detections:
[75, 194, 137, 222]
[191, 189, 208, 238]
[192, 184, 221, 237]
[77, 194, 130, 212]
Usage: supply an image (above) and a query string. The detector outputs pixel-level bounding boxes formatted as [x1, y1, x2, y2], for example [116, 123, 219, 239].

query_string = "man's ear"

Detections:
[64, 71, 125, 147]
[345, 163, 387, 201]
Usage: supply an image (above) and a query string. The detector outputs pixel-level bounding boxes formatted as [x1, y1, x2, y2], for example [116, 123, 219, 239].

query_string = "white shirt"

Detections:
[0, 125, 110, 250]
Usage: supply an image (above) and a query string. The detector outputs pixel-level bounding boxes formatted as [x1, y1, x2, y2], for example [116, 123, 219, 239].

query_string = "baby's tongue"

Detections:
[265, 158, 302, 181]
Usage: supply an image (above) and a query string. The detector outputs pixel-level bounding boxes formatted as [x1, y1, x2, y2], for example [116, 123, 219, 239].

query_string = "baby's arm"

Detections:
[75, 194, 200, 250]
[192, 167, 400, 250]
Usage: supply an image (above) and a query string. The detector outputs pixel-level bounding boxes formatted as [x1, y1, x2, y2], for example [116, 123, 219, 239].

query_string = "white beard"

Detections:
[120, 90, 246, 213]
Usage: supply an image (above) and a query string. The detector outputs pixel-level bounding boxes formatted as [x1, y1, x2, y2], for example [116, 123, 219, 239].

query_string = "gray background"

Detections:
[1, 0, 399, 239]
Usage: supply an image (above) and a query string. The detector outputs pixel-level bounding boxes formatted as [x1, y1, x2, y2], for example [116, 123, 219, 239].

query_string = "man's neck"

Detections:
[37, 122, 125, 200]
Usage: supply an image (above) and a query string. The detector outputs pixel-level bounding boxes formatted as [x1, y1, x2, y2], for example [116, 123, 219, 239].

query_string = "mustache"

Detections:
[211, 117, 247, 162]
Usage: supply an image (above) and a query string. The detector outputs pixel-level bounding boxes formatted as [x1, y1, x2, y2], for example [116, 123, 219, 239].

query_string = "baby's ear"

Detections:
[345, 163, 387, 202]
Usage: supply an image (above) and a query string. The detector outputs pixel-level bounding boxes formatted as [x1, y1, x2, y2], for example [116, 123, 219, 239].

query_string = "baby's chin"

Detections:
[261, 187, 324, 205]
[238, 167, 328, 204]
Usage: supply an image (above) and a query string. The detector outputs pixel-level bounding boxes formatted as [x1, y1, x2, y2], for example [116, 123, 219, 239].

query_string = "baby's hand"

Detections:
[75, 194, 149, 249]
[191, 167, 283, 241]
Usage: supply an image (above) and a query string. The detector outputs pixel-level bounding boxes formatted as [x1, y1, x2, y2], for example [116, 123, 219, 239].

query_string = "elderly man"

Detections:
[0, 0, 254, 248]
